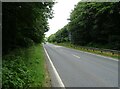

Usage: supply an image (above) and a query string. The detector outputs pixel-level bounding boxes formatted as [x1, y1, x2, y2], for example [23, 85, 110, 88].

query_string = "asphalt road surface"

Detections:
[44, 43, 118, 87]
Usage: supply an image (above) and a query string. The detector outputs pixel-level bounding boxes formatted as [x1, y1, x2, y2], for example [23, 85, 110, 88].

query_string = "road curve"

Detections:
[44, 43, 118, 87]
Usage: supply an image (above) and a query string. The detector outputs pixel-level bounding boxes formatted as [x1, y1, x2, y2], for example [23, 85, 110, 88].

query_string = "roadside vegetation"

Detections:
[2, 2, 54, 88]
[3, 44, 51, 88]
[54, 42, 119, 59]
[48, 2, 120, 59]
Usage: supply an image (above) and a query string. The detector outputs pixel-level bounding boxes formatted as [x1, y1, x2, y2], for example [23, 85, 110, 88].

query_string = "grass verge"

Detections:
[53, 42, 120, 60]
[2, 44, 51, 89]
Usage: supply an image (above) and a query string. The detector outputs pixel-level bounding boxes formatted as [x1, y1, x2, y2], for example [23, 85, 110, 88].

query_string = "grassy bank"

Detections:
[53, 42, 119, 59]
[2, 44, 50, 88]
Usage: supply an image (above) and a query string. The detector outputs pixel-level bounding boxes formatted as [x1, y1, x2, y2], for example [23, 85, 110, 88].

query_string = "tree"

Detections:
[49, 2, 120, 50]
[3, 2, 54, 54]
[48, 25, 69, 43]
[68, 2, 120, 49]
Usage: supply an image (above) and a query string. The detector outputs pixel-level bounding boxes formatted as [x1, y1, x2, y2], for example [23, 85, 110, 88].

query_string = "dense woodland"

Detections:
[2, 2, 120, 88]
[3, 2, 54, 55]
[2, 2, 54, 88]
[48, 2, 120, 50]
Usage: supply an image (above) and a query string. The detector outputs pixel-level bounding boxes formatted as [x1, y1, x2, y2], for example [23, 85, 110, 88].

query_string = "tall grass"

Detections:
[2, 44, 49, 88]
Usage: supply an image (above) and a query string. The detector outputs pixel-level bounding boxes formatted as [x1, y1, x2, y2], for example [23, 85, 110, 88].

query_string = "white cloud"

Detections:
[45, 0, 80, 37]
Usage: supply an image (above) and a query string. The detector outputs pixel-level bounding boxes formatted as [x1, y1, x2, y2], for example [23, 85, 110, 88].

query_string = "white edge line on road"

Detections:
[61, 46, 119, 62]
[43, 46, 65, 88]
[81, 51, 119, 62]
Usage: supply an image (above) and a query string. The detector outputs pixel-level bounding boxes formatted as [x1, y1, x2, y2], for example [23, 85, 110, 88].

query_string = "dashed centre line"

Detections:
[72, 54, 80, 59]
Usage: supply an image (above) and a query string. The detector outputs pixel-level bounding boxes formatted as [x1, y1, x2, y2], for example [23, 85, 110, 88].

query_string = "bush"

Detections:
[2, 44, 47, 88]
[2, 53, 33, 89]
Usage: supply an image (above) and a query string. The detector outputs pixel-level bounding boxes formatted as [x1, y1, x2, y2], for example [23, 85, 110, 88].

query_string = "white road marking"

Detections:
[72, 54, 80, 59]
[81, 51, 119, 62]
[43, 46, 65, 88]
[54, 45, 62, 48]
[61, 46, 118, 62]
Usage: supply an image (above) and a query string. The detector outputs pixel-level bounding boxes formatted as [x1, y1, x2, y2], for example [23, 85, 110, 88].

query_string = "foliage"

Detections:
[2, 44, 47, 88]
[48, 34, 56, 42]
[48, 2, 120, 50]
[3, 2, 54, 54]
[2, 2, 54, 88]
[48, 25, 69, 43]
[3, 57, 32, 89]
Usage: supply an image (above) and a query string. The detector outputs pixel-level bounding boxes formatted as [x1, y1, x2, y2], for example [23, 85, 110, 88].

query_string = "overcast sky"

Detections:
[45, 0, 80, 37]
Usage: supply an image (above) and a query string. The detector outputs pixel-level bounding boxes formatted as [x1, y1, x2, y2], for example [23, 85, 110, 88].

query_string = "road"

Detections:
[44, 43, 118, 87]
